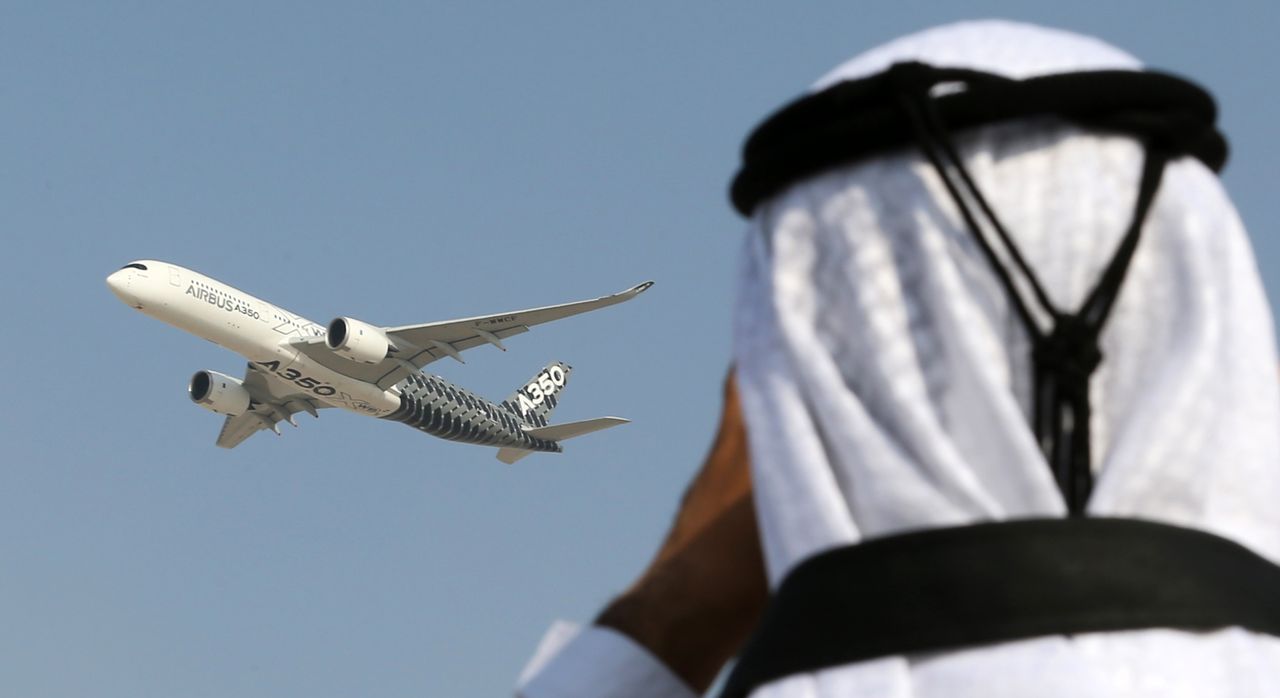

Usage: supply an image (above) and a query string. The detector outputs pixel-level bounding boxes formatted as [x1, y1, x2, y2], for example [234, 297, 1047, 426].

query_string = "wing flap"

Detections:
[213, 364, 330, 449]
[292, 281, 652, 390]
[383, 281, 652, 345]
[216, 410, 269, 449]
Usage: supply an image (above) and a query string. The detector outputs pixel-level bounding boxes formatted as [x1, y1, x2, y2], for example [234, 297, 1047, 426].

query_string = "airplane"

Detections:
[105, 261, 652, 463]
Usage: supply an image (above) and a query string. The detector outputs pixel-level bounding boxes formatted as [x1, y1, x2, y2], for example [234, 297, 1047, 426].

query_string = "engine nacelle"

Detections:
[325, 316, 391, 364]
[189, 370, 252, 416]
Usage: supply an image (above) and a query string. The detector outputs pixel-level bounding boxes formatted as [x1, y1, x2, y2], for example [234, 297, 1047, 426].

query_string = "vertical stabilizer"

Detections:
[499, 361, 572, 427]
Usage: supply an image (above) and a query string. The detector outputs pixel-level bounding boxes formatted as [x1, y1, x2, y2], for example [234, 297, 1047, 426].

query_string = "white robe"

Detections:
[518, 20, 1280, 697]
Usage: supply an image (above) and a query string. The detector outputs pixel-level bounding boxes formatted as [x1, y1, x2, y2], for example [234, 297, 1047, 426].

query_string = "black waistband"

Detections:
[720, 518, 1280, 698]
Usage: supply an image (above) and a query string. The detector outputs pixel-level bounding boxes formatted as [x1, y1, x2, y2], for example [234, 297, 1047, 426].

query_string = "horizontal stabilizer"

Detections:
[523, 416, 630, 442]
[497, 447, 535, 464]
[495, 417, 631, 464]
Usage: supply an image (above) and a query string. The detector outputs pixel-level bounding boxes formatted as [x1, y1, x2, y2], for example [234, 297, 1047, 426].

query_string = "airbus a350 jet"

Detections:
[106, 261, 651, 462]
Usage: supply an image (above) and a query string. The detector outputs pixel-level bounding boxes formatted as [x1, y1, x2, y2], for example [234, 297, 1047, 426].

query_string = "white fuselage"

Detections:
[106, 260, 401, 416]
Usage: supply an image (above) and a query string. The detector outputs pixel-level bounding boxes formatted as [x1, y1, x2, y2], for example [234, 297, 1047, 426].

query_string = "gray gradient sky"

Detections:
[2, 2, 1277, 695]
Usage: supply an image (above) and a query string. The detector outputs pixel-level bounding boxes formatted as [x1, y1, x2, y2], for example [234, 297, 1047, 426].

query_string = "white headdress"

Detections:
[733, 19, 1280, 588]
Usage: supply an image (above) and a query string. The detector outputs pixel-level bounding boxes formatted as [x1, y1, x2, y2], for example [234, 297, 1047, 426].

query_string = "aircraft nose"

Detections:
[106, 269, 141, 308]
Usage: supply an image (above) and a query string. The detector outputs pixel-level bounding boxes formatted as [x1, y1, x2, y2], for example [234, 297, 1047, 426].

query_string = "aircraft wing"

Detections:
[290, 281, 653, 390]
[216, 363, 330, 449]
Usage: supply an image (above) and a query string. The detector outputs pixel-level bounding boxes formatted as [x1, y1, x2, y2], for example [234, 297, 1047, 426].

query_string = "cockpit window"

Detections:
[121, 263, 148, 271]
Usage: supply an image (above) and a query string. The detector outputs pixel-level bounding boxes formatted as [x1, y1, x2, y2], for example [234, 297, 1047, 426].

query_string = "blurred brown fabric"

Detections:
[596, 373, 768, 692]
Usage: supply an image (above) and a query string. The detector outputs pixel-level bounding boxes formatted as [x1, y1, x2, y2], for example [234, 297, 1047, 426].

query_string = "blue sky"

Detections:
[2, 2, 1277, 695]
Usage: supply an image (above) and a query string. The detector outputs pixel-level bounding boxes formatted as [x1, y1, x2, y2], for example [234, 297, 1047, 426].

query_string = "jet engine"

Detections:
[326, 317, 390, 364]
[189, 370, 252, 416]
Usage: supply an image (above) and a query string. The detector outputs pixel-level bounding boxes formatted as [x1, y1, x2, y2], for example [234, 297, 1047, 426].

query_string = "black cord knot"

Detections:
[1033, 315, 1103, 396]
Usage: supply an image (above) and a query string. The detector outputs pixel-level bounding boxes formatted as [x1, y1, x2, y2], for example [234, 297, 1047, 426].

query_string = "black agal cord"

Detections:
[731, 61, 1226, 514]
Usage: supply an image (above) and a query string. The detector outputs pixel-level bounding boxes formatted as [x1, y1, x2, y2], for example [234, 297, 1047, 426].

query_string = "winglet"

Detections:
[624, 281, 654, 297]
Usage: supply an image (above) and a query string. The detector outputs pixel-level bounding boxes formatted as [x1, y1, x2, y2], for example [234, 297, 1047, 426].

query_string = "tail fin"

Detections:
[496, 417, 630, 464]
[500, 361, 572, 427]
